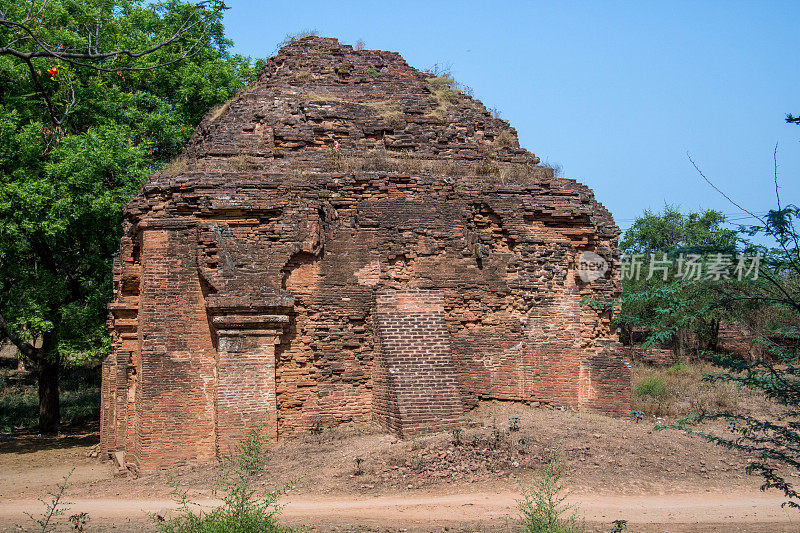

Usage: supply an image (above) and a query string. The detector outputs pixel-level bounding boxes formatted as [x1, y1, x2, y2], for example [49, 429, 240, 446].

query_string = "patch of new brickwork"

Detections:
[373, 290, 465, 437]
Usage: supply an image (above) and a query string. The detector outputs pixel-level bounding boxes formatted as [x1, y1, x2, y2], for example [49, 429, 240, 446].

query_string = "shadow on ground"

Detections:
[0, 421, 99, 454]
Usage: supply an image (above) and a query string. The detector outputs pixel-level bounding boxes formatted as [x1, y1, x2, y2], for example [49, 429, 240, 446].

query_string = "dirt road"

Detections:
[3, 406, 800, 531]
[1, 490, 797, 532]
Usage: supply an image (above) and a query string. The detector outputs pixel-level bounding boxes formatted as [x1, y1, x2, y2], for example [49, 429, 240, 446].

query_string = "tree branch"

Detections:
[0, 311, 38, 360]
[0, 1, 221, 124]
[0, 6, 205, 69]
[689, 153, 800, 281]
[21, 55, 70, 125]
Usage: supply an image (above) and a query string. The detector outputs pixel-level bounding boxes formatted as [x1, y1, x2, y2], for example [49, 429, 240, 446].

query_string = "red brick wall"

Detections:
[100, 356, 115, 453]
[214, 320, 281, 454]
[373, 290, 464, 436]
[134, 225, 217, 468]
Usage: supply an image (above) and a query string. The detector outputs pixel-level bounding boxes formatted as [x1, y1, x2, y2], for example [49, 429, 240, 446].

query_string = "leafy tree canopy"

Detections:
[667, 202, 800, 506]
[616, 205, 740, 355]
[0, 0, 263, 430]
[620, 205, 738, 255]
[652, 115, 800, 506]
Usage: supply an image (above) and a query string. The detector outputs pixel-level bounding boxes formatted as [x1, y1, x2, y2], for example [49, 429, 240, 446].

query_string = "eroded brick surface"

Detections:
[100, 37, 630, 469]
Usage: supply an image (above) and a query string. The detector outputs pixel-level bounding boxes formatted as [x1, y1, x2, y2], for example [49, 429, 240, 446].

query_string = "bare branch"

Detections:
[0, 7, 204, 68]
[688, 153, 766, 226]
[689, 152, 800, 281]
[774, 142, 781, 211]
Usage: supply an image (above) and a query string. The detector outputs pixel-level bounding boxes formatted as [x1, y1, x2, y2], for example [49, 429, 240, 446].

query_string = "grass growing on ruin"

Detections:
[297, 90, 342, 103]
[365, 101, 404, 125]
[324, 147, 551, 184]
[156, 424, 297, 533]
[426, 73, 461, 118]
[226, 154, 261, 171]
[209, 100, 231, 122]
[159, 155, 189, 176]
[492, 129, 516, 150]
[275, 30, 318, 51]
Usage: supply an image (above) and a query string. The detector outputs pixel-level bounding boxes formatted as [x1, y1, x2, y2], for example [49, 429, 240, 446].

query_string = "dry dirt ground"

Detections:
[1, 402, 798, 532]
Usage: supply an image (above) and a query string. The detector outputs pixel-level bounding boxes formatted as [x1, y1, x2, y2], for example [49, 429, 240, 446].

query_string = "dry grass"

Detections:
[159, 155, 188, 175]
[226, 154, 259, 171]
[492, 129, 516, 150]
[382, 109, 403, 125]
[365, 101, 404, 125]
[426, 74, 461, 118]
[277, 30, 319, 50]
[540, 160, 563, 178]
[291, 70, 313, 84]
[209, 100, 232, 122]
[298, 91, 342, 103]
[324, 148, 550, 184]
[631, 361, 777, 419]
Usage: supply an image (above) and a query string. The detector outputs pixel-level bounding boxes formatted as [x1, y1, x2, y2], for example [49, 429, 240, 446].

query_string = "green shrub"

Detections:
[631, 361, 758, 418]
[668, 362, 689, 374]
[0, 392, 37, 431]
[517, 447, 584, 533]
[156, 424, 296, 533]
[635, 376, 668, 400]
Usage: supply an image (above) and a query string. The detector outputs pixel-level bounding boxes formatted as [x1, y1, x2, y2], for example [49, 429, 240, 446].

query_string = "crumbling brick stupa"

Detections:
[100, 36, 630, 469]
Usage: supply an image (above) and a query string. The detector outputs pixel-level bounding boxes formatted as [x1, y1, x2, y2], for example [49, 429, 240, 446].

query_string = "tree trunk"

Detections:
[707, 319, 720, 351]
[38, 355, 60, 434]
[673, 326, 691, 362]
[620, 324, 633, 346]
[0, 313, 60, 431]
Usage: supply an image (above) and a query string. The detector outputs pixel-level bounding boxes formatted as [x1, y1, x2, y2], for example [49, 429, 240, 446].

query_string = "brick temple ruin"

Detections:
[100, 36, 630, 469]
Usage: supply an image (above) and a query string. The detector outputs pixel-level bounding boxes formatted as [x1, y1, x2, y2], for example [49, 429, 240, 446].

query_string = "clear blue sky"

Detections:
[222, 1, 799, 233]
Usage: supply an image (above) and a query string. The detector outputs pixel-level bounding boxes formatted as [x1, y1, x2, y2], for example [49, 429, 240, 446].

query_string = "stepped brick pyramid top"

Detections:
[101, 36, 630, 470]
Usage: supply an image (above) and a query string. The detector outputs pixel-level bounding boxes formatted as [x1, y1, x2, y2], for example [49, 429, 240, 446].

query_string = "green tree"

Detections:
[667, 203, 800, 505]
[617, 206, 738, 358]
[664, 117, 800, 506]
[0, 0, 262, 432]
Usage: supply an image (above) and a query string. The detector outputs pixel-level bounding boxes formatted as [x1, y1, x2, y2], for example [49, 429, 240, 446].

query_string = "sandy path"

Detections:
[1, 491, 797, 531]
[3, 412, 799, 531]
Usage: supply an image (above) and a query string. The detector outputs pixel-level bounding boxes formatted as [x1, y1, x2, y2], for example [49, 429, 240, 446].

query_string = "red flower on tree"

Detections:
[48, 66, 59, 80]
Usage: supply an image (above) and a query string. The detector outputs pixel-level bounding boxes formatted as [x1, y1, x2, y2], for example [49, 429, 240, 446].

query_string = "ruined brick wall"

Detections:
[101, 36, 629, 469]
